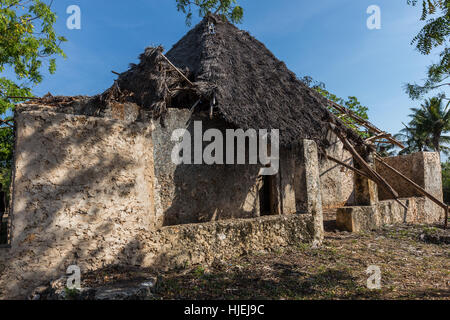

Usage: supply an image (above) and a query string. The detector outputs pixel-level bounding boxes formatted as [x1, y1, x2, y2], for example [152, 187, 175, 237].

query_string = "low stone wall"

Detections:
[0, 214, 315, 299]
[336, 197, 445, 232]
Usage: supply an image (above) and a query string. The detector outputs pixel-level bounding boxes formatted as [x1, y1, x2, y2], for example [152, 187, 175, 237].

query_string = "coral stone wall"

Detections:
[151, 109, 263, 227]
[0, 109, 155, 299]
[0, 106, 325, 299]
[376, 152, 445, 225]
[320, 130, 354, 209]
[376, 152, 443, 202]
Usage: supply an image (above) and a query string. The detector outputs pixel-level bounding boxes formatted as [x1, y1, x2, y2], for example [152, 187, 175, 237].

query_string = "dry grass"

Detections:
[82, 221, 449, 300]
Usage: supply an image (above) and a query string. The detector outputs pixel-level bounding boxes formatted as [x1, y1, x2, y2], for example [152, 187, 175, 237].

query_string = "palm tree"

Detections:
[396, 123, 431, 155]
[399, 97, 450, 156]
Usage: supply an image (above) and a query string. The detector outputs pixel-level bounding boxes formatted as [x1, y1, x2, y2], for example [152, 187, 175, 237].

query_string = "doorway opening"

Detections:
[259, 175, 278, 216]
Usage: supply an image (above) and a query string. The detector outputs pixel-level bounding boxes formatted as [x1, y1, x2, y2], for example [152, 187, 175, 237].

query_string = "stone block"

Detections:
[336, 206, 378, 232]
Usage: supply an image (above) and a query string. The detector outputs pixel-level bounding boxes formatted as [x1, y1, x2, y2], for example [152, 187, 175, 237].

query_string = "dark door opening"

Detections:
[259, 175, 278, 216]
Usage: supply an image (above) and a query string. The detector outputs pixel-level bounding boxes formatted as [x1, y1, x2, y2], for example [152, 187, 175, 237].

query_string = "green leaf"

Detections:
[175, 0, 244, 25]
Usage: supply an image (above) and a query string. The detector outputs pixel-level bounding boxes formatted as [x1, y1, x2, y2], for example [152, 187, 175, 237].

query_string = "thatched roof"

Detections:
[107, 14, 363, 150]
[23, 14, 365, 151]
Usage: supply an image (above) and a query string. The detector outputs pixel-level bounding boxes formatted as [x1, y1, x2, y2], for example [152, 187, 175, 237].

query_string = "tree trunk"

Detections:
[433, 130, 441, 153]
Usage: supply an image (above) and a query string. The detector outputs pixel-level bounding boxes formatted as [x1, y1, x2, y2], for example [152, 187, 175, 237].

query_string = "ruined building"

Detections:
[0, 15, 445, 299]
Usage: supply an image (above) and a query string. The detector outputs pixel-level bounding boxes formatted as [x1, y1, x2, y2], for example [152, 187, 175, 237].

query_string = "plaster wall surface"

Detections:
[0, 106, 327, 298]
[319, 131, 354, 209]
[151, 109, 263, 226]
[376, 152, 442, 201]
[337, 197, 443, 232]
[0, 109, 155, 298]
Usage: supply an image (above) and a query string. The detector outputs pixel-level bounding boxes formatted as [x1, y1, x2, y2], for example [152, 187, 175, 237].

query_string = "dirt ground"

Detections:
[81, 212, 449, 300]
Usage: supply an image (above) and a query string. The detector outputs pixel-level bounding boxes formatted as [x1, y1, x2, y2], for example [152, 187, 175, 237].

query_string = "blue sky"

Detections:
[7, 0, 448, 136]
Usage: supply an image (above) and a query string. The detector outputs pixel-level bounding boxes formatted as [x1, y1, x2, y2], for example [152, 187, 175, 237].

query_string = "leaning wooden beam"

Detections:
[326, 154, 371, 180]
[375, 155, 449, 228]
[330, 124, 396, 196]
[384, 136, 405, 149]
[1, 121, 13, 129]
[5, 96, 39, 100]
[328, 100, 405, 149]
[330, 124, 407, 211]
[328, 152, 407, 211]
[160, 53, 195, 87]
[329, 100, 383, 133]
[0, 119, 14, 129]
[190, 99, 201, 112]
[365, 133, 389, 143]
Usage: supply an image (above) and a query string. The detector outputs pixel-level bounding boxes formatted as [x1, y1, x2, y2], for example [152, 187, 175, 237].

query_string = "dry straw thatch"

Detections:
[28, 14, 365, 151]
[112, 14, 363, 150]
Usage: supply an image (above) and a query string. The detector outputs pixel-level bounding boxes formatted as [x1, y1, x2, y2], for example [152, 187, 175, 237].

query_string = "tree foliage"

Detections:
[441, 160, 450, 203]
[396, 97, 450, 155]
[176, 0, 244, 26]
[0, 0, 66, 191]
[301, 76, 370, 137]
[406, 0, 449, 100]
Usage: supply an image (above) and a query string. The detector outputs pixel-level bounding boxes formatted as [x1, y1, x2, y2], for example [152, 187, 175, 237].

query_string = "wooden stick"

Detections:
[190, 99, 201, 112]
[331, 125, 408, 211]
[445, 207, 448, 229]
[328, 100, 405, 149]
[375, 155, 449, 227]
[111, 71, 120, 76]
[366, 133, 389, 143]
[160, 54, 195, 87]
[329, 100, 381, 132]
[170, 87, 193, 91]
[0, 119, 14, 129]
[5, 96, 39, 100]
[326, 155, 371, 180]
[210, 93, 216, 119]
[330, 124, 400, 199]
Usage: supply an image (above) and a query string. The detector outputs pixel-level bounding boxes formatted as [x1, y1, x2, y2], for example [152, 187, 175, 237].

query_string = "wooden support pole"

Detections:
[330, 124, 400, 199]
[446, 207, 448, 229]
[5, 96, 39, 100]
[160, 54, 195, 87]
[330, 124, 408, 211]
[190, 99, 201, 112]
[365, 133, 389, 143]
[375, 155, 449, 228]
[326, 155, 371, 180]
[328, 100, 405, 149]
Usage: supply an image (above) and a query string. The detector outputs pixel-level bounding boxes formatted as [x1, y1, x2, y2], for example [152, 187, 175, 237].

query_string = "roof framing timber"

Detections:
[327, 100, 405, 149]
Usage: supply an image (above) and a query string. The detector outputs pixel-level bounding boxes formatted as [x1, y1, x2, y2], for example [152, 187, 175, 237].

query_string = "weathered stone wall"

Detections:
[1, 211, 315, 299]
[0, 109, 155, 299]
[319, 131, 354, 209]
[0, 106, 324, 299]
[375, 152, 442, 201]
[277, 141, 324, 243]
[337, 152, 445, 232]
[151, 109, 262, 226]
[375, 152, 444, 225]
[337, 197, 445, 232]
